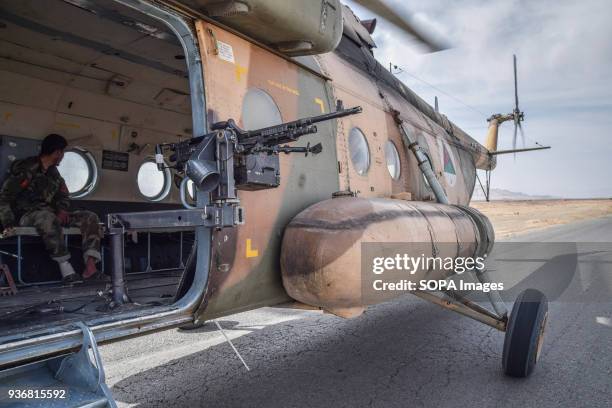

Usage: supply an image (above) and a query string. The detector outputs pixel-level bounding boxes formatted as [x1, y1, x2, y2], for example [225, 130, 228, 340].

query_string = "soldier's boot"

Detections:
[58, 261, 82, 284]
[82, 257, 102, 280]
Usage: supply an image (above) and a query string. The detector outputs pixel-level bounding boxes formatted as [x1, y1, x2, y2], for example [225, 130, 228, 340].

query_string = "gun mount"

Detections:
[155, 101, 362, 201]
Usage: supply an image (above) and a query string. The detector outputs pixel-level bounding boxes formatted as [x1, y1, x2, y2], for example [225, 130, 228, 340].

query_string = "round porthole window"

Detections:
[137, 160, 171, 201]
[242, 88, 282, 130]
[348, 127, 370, 176]
[384, 140, 401, 180]
[57, 148, 97, 198]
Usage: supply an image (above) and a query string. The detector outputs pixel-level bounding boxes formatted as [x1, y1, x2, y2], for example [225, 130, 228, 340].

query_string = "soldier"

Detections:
[0, 134, 103, 284]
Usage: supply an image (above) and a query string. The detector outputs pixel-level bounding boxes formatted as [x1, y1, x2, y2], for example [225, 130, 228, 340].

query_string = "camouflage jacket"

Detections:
[0, 156, 70, 228]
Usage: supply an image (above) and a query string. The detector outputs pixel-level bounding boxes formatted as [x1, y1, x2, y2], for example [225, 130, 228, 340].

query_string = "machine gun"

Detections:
[156, 101, 361, 170]
[155, 101, 362, 197]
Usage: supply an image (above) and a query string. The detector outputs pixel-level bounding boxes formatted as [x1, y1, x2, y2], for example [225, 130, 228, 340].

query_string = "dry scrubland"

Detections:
[471, 199, 612, 238]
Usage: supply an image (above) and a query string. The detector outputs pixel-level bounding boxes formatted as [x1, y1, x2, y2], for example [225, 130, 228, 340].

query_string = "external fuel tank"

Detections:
[281, 197, 494, 317]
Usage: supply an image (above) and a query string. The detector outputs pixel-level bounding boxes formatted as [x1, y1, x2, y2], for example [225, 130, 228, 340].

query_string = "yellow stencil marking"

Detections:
[55, 121, 80, 129]
[267, 79, 300, 96]
[3, 112, 12, 121]
[246, 239, 259, 258]
[314, 98, 325, 113]
[235, 64, 248, 82]
[111, 130, 119, 140]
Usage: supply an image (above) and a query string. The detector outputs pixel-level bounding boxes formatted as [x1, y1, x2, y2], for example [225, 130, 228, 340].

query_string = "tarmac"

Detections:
[102, 215, 612, 408]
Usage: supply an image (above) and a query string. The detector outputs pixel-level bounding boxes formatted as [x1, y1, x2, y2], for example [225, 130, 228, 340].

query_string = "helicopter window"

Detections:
[242, 88, 283, 130]
[137, 160, 171, 201]
[57, 148, 98, 198]
[186, 179, 196, 201]
[348, 127, 370, 176]
[384, 140, 401, 180]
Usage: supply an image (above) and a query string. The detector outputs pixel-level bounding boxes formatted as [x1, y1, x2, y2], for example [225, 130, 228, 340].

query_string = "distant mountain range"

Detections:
[471, 188, 558, 201]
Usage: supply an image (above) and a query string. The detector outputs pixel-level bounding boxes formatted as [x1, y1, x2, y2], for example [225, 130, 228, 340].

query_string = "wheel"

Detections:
[502, 289, 548, 377]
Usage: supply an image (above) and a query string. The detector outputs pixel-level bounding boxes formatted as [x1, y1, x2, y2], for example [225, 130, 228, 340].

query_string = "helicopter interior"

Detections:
[0, 0, 197, 333]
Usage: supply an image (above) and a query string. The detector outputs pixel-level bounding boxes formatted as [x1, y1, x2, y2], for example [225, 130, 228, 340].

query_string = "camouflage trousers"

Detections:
[19, 210, 102, 263]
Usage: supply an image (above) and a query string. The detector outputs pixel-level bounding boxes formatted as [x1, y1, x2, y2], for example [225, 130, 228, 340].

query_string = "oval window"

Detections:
[137, 160, 171, 201]
[348, 127, 370, 176]
[57, 148, 97, 198]
[384, 140, 401, 180]
[242, 88, 282, 130]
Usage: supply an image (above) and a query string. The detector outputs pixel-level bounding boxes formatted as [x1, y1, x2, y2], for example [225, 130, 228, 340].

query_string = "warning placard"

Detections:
[216, 40, 235, 64]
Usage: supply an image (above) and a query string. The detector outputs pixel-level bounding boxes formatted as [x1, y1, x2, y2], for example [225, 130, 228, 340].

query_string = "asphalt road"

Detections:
[101, 216, 612, 408]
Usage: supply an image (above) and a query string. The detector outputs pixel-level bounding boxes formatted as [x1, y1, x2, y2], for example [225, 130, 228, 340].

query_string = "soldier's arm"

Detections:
[0, 170, 28, 228]
[53, 178, 71, 212]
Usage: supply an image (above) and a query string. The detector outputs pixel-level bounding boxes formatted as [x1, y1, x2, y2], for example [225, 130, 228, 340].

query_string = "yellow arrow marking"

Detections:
[246, 238, 259, 258]
[235, 64, 248, 82]
[314, 98, 325, 113]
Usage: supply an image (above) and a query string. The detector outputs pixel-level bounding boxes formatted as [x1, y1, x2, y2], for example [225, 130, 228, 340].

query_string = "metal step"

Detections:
[0, 322, 117, 408]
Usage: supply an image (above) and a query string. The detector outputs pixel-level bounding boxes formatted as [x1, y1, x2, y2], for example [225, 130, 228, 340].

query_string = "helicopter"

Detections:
[0, 0, 550, 406]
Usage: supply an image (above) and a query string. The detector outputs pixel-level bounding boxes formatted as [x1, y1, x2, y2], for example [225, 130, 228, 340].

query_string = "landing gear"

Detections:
[412, 282, 548, 378]
[503, 289, 548, 377]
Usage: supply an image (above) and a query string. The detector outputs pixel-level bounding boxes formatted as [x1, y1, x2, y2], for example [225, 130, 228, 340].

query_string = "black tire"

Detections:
[502, 289, 548, 377]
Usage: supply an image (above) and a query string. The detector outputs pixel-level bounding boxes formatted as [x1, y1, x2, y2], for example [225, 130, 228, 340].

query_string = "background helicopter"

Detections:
[0, 0, 550, 405]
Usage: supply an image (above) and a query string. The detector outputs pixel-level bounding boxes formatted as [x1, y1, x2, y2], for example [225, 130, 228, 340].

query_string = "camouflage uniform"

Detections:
[0, 157, 102, 263]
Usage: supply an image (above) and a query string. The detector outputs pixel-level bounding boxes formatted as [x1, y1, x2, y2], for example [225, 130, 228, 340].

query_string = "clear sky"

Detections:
[345, 0, 612, 198]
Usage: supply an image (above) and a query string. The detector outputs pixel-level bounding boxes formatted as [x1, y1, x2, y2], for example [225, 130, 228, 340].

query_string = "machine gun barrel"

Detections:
[238, 105, 362, 147]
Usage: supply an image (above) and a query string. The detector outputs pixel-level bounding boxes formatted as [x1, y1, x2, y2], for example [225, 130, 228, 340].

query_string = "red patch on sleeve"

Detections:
[19, 179, 30, 189]
[60, 183, 69, 193]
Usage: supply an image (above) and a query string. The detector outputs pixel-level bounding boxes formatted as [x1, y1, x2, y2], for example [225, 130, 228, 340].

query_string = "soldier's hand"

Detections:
[57, 210, 70, 226]
[0, 226, 16, 239]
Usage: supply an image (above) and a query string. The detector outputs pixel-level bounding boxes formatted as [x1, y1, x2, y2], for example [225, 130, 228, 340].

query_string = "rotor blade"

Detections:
[513, 54, 519, 111]
[512, 120, 518, 160]
[352, 0, 449, 52]
[518, 122, 526, 148]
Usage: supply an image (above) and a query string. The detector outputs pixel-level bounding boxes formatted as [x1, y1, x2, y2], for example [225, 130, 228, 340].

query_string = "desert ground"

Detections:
[471, 198, 612, 238]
